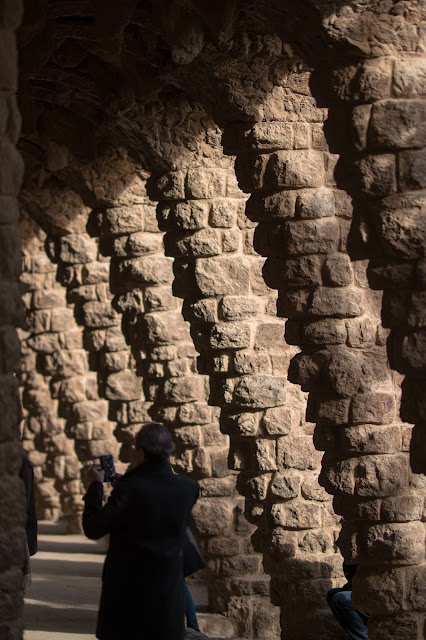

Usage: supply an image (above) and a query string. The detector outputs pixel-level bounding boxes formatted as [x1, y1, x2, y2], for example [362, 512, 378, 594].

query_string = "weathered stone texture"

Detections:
[0, 2, 25, 638]
[4, 2, 425, 639]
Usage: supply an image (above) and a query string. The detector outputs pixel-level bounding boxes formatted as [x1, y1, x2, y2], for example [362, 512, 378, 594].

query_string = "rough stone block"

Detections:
[399, 148, 426, 190]
[231, 375, 286, 409]
[104, 370, 143, 401]
[329, 58, 392, 104]
[55, 235, 98, 264]
[262, 406, 299, 436]
[263, 151, 325, 190]
[138, 311, 189, 345]
[303, 319, 347, 345]
[353, 154, 396, 198]
[222, 227, 240, 252]
[381, 496, 423, 523]
[26, 333, 60, 354]
[255, 438, 277, 471]
[208, 322, 251, 350]
[376, 206, 426, 258]
[315, 396, 350, 425]
[177, 403, 211, 425]
[156, 171, 185, 200]
[71, 400, 109, 423]
[246, 190, 295, 223]
[219, 296, 260, 321]
[253, 323, 283, 350]
[369, 99, 426, 150]
[362, 521, 425, 565]
[32, 288, 66, 310]
[102, 204, 145, 235]
[278, 436, 322, 470]
[309, 287, 365, 318]
[221, 554, 261, 577]
[353, 454, 409, 497]
[166, 228, 221, 258]
[271, 473, 301, 499]
[172, 200, 209, 230]
[111, 256, 173, 288]
[350, 392, 396, 424]
[50, 307, 75, 332]
[293, 122, 311, 149]
[105, 326, 128, 351]
[393, 58, 426, 98]
[194, 256, 251, 296]
[163, 376, 203, 404]
[408, 566, 426, 611]
[345, 317, 377, 348]
[186, 168, 227, 199]
[245, 122, 294, 150]
[143, 286, 178, 312]
[283, 255, 323, 287]
[271, 501, 322, 530]
[284, 218, 339, 256]
[81, 301, 120, 328]
[192, 497, 233, 536]
[226, 411, 260, 437]
[368, 612, 421, 640]
[207, 536, 241, 557]
[41, 350, 87, 377]
[296, 187, 335, 219]
[323, 254, 353, 286]
[113, 231, 163, 257]
[209, 199, 238, 228]
[341, 424, 402, 455]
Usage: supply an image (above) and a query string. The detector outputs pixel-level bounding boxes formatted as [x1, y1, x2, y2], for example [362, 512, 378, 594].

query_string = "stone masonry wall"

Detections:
[17, 143, 276, 639]
[18, 176, 124, 532]
[82, 147, 275, 639]
[7, 2, 426, 639]
[0, 0, 26, 638]
[152, 137, 343, 637]
[313, 49, 426, 640]
[227, 65, 426, 640]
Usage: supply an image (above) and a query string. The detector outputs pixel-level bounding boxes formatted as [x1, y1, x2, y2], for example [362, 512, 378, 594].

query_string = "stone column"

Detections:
[154, 127, 343, 636]
[87, 157, 262, 639]
[315, 53, 426, 640]
[220, 58, 426, 639]
[0, 0, 26, 636]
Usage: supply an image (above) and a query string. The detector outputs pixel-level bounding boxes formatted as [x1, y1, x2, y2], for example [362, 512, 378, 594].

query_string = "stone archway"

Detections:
[1, 1, 425, 639]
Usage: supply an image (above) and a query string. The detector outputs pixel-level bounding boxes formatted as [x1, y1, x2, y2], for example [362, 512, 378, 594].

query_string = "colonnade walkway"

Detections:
[24, 522, 233, 640]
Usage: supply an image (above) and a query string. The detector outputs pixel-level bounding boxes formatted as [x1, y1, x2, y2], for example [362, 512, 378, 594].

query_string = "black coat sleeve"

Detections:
[82, 481, 131, 540]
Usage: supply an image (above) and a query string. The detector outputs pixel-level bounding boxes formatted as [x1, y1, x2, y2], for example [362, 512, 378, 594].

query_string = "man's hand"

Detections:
[111, 473, 123, 487]
[88, 465, 105, 484]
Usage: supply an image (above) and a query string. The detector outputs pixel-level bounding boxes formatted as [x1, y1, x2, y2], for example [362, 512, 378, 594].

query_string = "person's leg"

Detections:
[331, 590, 369, 640]
[326, 588, 346, 627]
[184, 581, 200, 631]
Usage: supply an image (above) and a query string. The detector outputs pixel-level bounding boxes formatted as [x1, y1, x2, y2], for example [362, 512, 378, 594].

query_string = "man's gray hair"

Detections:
[135, 423, 174, 462]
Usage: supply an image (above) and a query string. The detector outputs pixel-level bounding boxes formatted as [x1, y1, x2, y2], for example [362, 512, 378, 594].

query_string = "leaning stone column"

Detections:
[0, 0, 26, 636]
[155, 120, 345, 636]
[224, 61, 425, 639]
[314, 52, 426, 640]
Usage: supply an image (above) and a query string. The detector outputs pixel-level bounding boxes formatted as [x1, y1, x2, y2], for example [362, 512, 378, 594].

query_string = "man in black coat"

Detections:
[83, 423, 200, 640]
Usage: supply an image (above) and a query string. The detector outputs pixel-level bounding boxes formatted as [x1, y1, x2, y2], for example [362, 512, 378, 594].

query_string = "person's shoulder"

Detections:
[174, 475, 199, 494]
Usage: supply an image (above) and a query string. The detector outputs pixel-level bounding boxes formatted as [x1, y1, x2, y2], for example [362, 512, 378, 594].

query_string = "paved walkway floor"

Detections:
[24, 521, 211, 640]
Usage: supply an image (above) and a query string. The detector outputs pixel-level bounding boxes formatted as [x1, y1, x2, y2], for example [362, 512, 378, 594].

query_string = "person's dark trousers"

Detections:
[326, 588, 369, 640]
[184, 581, 200, 631]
